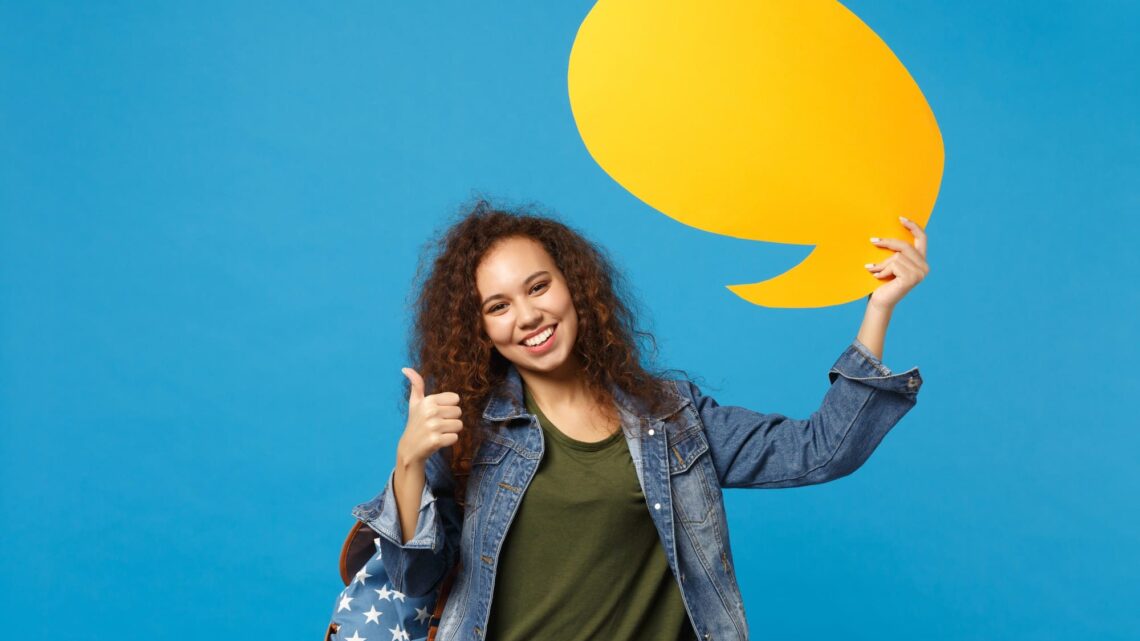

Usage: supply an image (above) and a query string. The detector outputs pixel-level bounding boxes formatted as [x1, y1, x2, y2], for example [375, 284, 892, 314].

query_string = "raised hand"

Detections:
[864, 216, 930, 310]
[396, 368, 464, 466]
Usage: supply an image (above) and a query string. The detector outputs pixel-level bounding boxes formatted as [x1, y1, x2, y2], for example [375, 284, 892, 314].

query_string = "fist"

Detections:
[397, 367, 464, 466]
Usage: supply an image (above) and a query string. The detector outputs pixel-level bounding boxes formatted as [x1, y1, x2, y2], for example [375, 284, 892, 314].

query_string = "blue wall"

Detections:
[2, 2, 1136, 638]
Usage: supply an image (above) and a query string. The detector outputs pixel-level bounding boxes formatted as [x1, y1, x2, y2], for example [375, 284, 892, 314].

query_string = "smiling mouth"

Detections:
[520, 324, 557, 346]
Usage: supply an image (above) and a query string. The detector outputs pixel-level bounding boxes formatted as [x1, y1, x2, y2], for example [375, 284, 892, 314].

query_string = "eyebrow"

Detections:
[481, 270, 551, 307]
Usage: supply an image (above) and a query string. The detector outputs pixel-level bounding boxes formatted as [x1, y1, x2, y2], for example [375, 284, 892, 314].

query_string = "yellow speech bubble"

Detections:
[568, 0, 944, 308]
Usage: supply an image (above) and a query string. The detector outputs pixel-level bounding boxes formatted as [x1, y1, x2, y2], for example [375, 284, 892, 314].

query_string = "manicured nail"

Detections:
[869, 237, 880, 242]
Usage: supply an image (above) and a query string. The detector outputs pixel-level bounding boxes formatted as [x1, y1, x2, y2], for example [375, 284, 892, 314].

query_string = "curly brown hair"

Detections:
[399, 197, 703, 505]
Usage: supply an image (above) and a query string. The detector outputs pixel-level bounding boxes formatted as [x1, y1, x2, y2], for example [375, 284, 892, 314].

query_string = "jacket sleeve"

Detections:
[683, 339, 922, 489]
[350, 446, 461, 597]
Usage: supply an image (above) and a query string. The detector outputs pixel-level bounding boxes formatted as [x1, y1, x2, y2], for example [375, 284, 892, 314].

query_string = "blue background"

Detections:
[2, 1, 1136, 639]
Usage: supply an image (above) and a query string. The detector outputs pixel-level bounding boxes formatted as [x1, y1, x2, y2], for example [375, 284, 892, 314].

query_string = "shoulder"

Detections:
[655, 377, 702, 418]
[670, 378, 693, 396]
[666, 377, 705, 403]
[665, 377, 725, 416]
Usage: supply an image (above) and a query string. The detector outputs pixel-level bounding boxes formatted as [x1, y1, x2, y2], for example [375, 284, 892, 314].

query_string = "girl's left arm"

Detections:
[682, 216, 931, 489]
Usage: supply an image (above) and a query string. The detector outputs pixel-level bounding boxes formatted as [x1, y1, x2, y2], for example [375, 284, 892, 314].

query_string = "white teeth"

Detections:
[524, 326, 554, 347]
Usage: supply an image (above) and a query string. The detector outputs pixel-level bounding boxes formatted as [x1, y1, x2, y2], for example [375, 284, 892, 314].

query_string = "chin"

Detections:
[504, 344, 557, 371]
[518, 351, 561, 369]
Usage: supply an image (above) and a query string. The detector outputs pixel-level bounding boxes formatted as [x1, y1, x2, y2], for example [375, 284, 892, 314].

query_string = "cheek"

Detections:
[563, 296, 579, 323]
[486, 319, 513, 344]
[555, 288, 576, 315]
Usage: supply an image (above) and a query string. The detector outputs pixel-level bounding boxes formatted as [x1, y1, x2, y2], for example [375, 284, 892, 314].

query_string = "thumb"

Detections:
[402, 367, 425, 403]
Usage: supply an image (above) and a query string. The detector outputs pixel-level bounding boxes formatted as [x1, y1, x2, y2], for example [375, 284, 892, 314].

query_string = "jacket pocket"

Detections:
[668, 427, 716, 524]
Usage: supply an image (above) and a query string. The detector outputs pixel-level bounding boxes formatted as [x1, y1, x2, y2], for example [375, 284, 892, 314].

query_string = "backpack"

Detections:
[324, 520, 460, 641]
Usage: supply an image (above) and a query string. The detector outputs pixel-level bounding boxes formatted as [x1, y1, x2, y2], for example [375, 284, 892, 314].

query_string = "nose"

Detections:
[516, 300, 543, 331]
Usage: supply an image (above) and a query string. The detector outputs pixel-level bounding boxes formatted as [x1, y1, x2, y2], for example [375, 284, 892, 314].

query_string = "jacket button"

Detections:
[907, 377, 919, 389]
[654, 502, 661, 510]
[648, 429, 655, 436]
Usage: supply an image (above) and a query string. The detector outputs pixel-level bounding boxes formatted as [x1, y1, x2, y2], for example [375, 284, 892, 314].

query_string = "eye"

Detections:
[485, 282, 547, 314]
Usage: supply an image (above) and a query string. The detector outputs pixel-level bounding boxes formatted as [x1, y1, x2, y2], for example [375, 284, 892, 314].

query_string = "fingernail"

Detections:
[869, 237, 880, 242]
[864, 263, 875, 268]
[899, 216, 909, 222]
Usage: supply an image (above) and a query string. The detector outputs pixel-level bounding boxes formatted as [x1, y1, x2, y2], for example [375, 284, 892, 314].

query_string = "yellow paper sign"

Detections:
[568, 0, 944, 308]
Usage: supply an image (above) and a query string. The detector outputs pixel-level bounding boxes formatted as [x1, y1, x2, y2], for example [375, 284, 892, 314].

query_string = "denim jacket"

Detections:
[352, 339, 922, 641]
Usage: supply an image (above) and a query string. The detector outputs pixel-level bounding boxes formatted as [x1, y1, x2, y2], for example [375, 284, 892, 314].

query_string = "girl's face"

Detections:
[476, 236, 579, 375]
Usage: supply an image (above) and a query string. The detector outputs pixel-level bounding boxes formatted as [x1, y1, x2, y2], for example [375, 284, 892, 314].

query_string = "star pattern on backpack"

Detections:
[326, 534, 441, 641]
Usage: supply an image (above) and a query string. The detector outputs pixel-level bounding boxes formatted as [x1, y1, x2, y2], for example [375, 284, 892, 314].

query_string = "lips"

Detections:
[519, 323, 556, 345]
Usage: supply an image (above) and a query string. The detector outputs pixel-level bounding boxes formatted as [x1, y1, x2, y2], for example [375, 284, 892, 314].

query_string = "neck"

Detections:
[516, 352, 600, 414]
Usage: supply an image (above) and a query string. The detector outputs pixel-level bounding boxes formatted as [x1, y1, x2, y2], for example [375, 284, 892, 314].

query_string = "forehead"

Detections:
[475, 237, 556, 289]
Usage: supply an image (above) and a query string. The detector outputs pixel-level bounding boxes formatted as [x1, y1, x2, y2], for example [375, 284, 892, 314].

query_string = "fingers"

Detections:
[430, 404, 463, 420]
[867, 256, 896, 279]
[424, 414, 464, 432]
[432, 391, 461, 405]
[869, 236, 923, 264]
[898, 216, 928, 258]
[869, 237, 930, 276]
[437, 418, 465, 434]
[866, 252, 924, 283]
[402, 368, 425, 402]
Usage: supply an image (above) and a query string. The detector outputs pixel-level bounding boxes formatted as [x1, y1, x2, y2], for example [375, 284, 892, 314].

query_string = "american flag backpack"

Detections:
[324, 520, 460, 641]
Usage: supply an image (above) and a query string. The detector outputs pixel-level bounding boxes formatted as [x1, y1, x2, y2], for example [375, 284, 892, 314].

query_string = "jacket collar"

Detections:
[481, 361, 688, 422]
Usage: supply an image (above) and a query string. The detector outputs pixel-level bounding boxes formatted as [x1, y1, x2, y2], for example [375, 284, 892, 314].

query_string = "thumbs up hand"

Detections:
[397, 368, 464, 466]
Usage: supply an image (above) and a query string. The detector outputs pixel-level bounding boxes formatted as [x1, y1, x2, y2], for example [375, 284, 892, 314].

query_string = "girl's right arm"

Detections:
[350, 367, 465, 597]
[393, 454, 427, 545]
[352, 447, 461, 598]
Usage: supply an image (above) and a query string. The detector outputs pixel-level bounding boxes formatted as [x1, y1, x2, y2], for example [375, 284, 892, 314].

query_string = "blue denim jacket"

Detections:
[352, 339, 922, 640]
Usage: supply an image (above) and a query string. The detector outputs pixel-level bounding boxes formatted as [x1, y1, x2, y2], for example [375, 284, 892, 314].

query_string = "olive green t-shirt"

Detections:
[484, 384, 696, 641]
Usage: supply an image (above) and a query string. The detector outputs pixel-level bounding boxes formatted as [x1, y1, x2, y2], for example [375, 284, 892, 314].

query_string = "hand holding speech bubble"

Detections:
[568, 0, 944, 308]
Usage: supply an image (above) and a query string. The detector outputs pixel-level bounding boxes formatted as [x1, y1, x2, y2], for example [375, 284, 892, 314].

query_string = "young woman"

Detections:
[351, 199, 928, 641]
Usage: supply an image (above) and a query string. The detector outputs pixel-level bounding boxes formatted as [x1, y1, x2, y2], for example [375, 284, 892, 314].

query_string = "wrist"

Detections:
[866, 297, 895, 317]
[396, 446, 426, 472]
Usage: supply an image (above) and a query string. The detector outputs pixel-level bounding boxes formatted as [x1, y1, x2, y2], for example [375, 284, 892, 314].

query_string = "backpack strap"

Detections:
[338, 520, 378, 586]
[427, 563, 462, 641]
